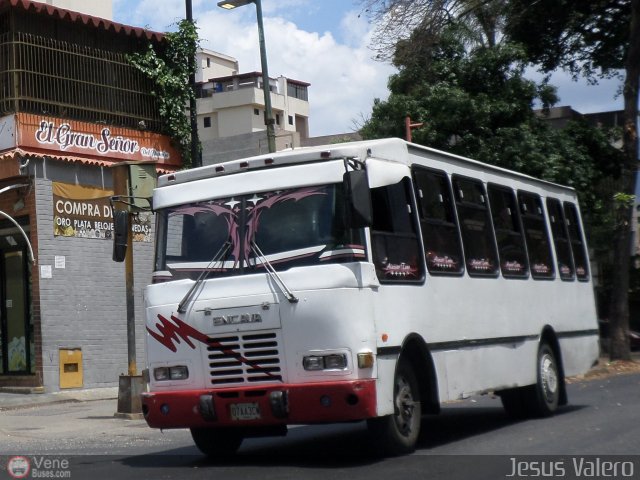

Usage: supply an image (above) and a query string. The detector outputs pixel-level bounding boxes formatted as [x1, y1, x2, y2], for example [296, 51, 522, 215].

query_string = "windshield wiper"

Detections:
[250, 241, 299, 303]
[177, 240, 232, 314]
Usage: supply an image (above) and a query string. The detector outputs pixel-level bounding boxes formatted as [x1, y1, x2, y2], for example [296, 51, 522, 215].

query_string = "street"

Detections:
[1, 372, 639, 479]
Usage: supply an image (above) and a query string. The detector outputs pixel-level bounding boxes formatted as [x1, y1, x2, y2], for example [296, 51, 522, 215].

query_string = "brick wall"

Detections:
[33, 164, 153, 392]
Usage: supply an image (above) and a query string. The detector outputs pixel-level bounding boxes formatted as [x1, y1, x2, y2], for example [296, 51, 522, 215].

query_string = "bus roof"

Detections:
[158, 138, 575, 194]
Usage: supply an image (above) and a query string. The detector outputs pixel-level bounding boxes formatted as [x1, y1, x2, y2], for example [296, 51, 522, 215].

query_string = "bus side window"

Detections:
[487, 184, 529, 278]
[453, 176, 499, 277]
[370, 178, 424, 283]
[413, 168, 464, 275]
[546, 198, 575, 281]
[563, 202, 590, 281]
[518, 191, 555, 279]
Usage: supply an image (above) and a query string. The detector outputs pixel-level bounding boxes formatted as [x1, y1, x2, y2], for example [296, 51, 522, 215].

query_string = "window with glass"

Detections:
[488, 184, 529, 278]
[413, 167, 464, 275]
[546, 198, 575, 281]
[518, 191, 554, 279]
[564, 202, 590, 281]
[155, 184, 365, 279]
[453, 176, 499, 277]
[370, 178, 424, 283]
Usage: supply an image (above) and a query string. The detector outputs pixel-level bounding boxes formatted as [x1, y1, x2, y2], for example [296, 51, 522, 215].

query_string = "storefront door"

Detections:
[0, 219, 32, 375]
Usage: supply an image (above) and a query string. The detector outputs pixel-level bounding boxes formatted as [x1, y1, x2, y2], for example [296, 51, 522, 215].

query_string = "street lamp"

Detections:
[218, 0, 277, 153]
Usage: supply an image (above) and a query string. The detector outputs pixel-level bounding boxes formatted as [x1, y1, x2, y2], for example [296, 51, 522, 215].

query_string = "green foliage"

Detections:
[614, 192, 636, 209]
[128, 20, 200, 168]
[504, 0, 630, 79]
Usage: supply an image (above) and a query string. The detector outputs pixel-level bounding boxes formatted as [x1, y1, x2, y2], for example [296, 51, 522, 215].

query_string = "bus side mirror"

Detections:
[343, 170, 372, 228]
[112, 210, 129, 262]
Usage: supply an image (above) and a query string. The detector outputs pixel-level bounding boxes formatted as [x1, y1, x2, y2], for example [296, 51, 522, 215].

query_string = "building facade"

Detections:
[0, 0, 179, 392]
[195, 50, 311, 164]
[43, 0, 112, 20]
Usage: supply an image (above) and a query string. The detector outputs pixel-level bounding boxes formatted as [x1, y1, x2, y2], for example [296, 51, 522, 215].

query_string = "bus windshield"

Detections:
[154, 183, 366, 279]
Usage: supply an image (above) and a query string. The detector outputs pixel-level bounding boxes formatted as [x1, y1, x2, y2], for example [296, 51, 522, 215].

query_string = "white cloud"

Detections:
[199, 11, 395, 135]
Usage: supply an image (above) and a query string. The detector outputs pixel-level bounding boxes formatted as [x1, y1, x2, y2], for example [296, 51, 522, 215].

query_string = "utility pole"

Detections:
[113, 164, 143, 419]
[186, 0, 201, 167]
[405, 116, 424, 143]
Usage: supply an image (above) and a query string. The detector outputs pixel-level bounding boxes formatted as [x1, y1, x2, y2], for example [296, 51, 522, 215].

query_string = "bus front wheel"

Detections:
[367, 359, 422, 456]
[190, 427, 243, 458]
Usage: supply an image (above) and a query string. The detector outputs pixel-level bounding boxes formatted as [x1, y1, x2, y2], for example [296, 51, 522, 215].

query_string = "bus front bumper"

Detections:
[141, 379, 377, 429]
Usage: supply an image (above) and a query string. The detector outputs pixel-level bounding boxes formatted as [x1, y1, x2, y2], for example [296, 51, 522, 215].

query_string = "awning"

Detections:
[0, 148, 179, 175]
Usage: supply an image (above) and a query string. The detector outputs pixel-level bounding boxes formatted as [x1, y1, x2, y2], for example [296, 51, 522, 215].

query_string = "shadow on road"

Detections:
[417, 403, 585, 449]
[116, 402, 586, 470]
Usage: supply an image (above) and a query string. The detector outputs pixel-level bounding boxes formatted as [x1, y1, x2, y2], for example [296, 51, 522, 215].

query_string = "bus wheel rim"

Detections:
[540, 353, 558, 403]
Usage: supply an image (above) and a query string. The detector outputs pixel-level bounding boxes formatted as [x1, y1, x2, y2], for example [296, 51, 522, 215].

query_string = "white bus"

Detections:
[139, 138, 599, 457]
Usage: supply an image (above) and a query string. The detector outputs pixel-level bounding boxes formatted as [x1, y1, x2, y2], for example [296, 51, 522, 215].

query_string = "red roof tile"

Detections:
[0, 0, 165, 42]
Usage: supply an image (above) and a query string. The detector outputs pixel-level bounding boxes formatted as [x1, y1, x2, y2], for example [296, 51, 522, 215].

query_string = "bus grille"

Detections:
[207, 332, 282, 385]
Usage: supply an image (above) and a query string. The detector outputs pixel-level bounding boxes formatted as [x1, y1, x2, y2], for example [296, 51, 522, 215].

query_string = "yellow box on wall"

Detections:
[59, 348, 83, 389]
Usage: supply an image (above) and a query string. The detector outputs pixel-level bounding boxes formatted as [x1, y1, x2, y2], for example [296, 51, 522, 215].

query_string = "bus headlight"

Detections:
[154, 367, 170, 381]
[302, 356, 324, 371]
[169, 365, 189, 380]
[154, 365, 189, 381]
[303, 354, 348, 371]
[324, 354, 348, 369]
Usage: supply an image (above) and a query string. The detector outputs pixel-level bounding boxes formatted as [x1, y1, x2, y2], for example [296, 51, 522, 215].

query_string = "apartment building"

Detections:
[195, 50, 311, 163]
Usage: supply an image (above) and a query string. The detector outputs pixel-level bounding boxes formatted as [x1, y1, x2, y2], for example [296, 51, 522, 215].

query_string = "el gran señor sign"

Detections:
[53, 182, 151, 242]
[14, 113, 180, 166]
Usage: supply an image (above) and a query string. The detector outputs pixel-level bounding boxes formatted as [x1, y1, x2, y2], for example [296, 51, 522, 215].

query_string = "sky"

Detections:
[112, 0, 623, 138]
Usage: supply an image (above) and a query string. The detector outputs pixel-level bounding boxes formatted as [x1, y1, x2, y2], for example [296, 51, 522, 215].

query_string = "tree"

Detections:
[358, 0, 506, 61]
[128, 19, 200, 169]
[504, 0, 639, 360]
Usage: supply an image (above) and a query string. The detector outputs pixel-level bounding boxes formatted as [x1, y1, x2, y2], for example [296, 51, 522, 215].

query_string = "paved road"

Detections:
[1, 373, 639, 479]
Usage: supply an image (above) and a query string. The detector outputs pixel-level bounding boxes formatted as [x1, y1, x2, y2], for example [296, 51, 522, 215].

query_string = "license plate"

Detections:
[230, 402, 261, 421]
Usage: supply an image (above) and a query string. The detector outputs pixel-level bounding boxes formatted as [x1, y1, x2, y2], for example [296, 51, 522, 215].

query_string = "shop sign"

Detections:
[53, 182, 151, 242]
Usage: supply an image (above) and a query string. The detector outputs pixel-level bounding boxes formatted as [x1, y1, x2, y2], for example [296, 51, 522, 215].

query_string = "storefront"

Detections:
[0, 112, 180, 392]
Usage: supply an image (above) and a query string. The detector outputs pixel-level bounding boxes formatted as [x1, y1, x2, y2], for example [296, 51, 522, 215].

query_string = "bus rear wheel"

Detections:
[531, 343, 561, 416]
[190, 427, 243, 458]
[500, 342, 561, 418]
[367, 359, 421, 456]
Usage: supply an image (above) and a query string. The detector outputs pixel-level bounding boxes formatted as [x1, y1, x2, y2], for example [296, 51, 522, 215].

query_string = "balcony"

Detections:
[0, 31, 162, 132]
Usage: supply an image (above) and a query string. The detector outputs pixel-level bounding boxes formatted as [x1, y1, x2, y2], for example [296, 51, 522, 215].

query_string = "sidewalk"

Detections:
[0, 386, 118, 411]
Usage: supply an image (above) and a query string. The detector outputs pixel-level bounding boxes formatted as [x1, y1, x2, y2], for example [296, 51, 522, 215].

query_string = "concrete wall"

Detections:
[46, 0, 113, 19]
[196, 50, 238, 83]
[202, 130, 300, 165]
